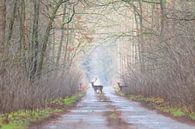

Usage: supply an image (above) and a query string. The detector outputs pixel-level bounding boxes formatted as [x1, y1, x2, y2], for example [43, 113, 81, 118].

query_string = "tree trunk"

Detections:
[160, 0, 166, 36]
[6, 0, 18, 45]
[30, 0, 40, 81]
[56, 3, 67, 67]
[0, 0, 6, 58]
[19, 0, 26, 57]
[37, 0, 67, 78]
[0, 0, 6, 112]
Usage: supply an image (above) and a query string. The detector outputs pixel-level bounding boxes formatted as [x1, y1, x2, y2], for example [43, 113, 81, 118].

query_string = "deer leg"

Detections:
[120, 86, 122, 91]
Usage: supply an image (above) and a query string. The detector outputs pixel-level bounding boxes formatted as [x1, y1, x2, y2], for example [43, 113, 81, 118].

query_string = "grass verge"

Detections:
[124, 94, 195, 121]
[0, 92, 85, 129]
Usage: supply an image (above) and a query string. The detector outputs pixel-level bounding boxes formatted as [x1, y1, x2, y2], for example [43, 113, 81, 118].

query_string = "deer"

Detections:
[117, 82, 127, 92]
[91, 82, 103, 93]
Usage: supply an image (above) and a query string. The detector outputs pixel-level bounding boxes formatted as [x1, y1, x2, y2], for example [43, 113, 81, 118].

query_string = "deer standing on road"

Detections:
[117, 82, 127, 92]
[91, 82, 103, 93]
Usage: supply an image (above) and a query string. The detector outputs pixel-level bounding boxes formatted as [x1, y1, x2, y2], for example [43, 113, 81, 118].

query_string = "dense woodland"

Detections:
[120, 0, 195, 112]
[0, 0, 195, 114]
[0, 0, 91, 113]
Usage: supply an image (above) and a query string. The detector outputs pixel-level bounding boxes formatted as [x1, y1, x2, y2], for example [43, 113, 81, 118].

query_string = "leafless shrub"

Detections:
[120, 0, 195, 111]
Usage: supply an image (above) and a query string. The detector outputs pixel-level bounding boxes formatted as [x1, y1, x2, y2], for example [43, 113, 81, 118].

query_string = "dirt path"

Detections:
[31, 87, 195, 129]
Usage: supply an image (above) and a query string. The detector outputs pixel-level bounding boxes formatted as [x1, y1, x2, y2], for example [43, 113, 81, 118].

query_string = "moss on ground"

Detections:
[189, 113, 195, 120]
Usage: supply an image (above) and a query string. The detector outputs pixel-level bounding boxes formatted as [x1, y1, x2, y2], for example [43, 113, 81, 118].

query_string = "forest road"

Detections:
[30, 86, 195, 129]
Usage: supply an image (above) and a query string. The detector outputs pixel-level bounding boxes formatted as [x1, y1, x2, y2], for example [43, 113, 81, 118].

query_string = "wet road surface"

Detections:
[32, 86, 195, 129]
